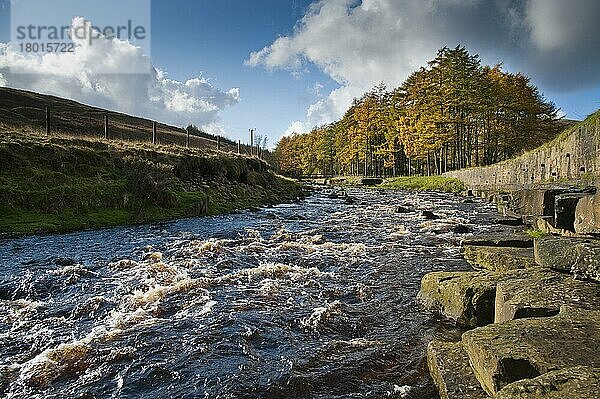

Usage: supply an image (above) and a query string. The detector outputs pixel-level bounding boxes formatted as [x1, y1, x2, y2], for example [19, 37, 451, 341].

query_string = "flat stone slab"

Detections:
[504, 189, 565, 219]
[495, 271, 600, 323]
[534, 236, 580, 273]
[463, 245, 537, 271]
[418, 271, 499, 327]
[462, 307, 600, 396]
[427, 340, 488, 399]
[575, 194, 600, 235]
[494, 366, 600, 399]
[535, 237, 600, 282]
[419, 269, 551, 327]
[461, 233, 533, 248]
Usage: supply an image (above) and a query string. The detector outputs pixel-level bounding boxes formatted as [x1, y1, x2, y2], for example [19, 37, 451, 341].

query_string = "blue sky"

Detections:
[147, 0, 600, 140]
[149, 0, 337, 144]
[1, 0, 599, 145]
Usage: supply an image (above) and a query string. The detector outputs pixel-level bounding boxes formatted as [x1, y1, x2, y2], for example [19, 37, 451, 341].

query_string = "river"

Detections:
[0, 188, 509, 398]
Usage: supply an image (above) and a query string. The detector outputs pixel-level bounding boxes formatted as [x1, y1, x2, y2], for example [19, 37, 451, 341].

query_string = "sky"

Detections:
[1, 0, 599, 147]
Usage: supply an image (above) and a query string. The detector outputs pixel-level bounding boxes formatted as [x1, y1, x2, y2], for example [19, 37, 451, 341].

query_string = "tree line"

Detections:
[275, 46, 562, 177]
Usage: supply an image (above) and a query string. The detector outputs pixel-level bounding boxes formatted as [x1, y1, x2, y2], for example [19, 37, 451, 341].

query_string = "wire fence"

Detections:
[1, 101, 267, 158]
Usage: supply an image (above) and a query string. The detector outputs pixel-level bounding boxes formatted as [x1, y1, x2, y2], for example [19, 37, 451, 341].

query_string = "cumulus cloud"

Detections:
[248, 0, 600, 132]
[0, 17, 239, 134]
[526, 0, 600, 52]
[284, 120, 307, 136]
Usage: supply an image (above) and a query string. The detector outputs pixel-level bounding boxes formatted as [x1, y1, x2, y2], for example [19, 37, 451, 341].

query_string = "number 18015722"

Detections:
[19, 42, 75, 53]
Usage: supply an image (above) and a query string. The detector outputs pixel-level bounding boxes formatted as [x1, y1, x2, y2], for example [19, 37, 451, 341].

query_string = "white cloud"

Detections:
[248, 0, 600, 136]
[0, 17, 239, 134]
[312, 82, 324, 97]
[526, 0, 600, 52]
[284, 120, 307, 137]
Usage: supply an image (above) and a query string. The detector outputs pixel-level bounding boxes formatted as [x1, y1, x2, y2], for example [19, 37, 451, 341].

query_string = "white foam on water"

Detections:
[5, 248, 224, 390]
[388, 384, 412, 397]
[108, 259, 139, 270]
[143, 251, 164, 262]
[18, 340, 93, 387]
[48, 263, 97, 277]
[258, 279, 281, 296]
[191, 239, 223, 255]
[214, 262, 334, 291]
[1, 299, 44, 324]
[328, 338, 385, 348]
[174, 298, 216, 319]
[300, 300, 343, 331]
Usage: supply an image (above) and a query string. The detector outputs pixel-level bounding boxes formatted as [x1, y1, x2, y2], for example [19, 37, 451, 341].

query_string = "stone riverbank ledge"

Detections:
[420, 227, 600, 398]
[420, 113, 600, 398]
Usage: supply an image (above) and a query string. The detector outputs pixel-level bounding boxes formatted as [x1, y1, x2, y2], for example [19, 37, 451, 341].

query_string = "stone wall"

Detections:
[444, 112, 600, 192]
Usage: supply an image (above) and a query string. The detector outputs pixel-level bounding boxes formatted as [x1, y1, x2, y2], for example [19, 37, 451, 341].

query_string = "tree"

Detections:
[274, 46, 561, 178]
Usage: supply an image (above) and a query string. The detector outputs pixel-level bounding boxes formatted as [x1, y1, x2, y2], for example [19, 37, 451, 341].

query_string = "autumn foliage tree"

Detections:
[276, 46, 561, 177]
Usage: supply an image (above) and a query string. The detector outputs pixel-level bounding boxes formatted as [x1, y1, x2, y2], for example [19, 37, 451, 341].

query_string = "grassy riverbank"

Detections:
[0, 127, 304, 237]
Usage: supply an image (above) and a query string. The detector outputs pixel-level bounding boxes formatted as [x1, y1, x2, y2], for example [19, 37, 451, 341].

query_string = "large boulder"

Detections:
[573, 242, 600, 282]
[495, 270, 600, 323]
[418, 271, 500, 327]
[494, 366, 600, 399]
[575, 194, 600, 235]
[462, 307, 600, 396]
[534, 236, 579, 273]
[427, 340, 488, 399]
[462, 245, 537, 272]
[504, 189, 563, 218]
[534, 237, 600, 282]
[461, 233, 533, 248]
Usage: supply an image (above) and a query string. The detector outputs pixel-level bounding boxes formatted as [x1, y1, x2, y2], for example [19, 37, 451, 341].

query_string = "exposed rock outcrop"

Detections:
[575, 193, 600, 235]
[534, 237, 600, 282]
[494, 366, 600, 399]
[427, 340, 488, 399]
[462, 245, 536, 271]
[422, 210, 440, 220]
[431, 113, 600, 399]
[461, 233, 533, 248]
[462, 307, 600, 396]
[495, 271, 600, 323]
[419, 271, 501, 327]
[554, 193, 589, 231]
[395, 205, 415, 213]
[360, 178, 383, 186]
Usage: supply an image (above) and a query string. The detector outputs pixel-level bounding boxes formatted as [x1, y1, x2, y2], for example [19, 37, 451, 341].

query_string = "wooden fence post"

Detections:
[217, 136, 221, 151]
[152, 121, 157, 145]
[104, 114, 109, 139]
[45, 106, 50, 136]
[186, 126, 190, 148]
[237, 140, 241, 154]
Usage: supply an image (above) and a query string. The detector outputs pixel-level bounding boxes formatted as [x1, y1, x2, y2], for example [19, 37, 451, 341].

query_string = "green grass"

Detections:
[0, 128, 305, 237]
[525, 229, 547, 239]
[378, 176, 466, 193]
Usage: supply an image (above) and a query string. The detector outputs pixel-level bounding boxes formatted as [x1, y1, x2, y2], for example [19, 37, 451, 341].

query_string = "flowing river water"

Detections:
[0, 188, 510, 399]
